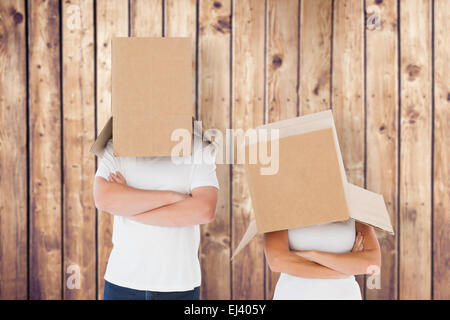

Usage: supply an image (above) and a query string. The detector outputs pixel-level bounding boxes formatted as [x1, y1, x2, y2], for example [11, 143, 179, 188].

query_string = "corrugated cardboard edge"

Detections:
[90, 116, 113, 158]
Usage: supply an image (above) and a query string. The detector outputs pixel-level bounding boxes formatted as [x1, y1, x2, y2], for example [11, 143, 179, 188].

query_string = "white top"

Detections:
[95, 138, 219, 292]
[273, 219, 362, 300]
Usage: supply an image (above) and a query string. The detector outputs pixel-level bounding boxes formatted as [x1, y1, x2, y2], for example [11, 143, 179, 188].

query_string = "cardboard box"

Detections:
[232, 110, 394, 259]
[91, 37, 194, 157]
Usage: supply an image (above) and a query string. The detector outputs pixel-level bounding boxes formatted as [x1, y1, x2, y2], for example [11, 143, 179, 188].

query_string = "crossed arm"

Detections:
[264, 221, 381, 279]
[94, 172, 218, 227]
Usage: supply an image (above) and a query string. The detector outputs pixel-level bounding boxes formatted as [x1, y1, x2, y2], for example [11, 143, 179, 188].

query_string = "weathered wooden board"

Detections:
[95, 0, 128, 299]
[0, 0, 28, 300]
[399, 0, 432, 300]
[198, 0, 232, 300]
[28, 0, 62, 300]
[432, 0, 449, 301]
[130, 0, 162, 37]
[231, 0, 265, 300]
[62, 0, 96, 300]
[299, 0, 332, 115]
[365, 0, 398, 300]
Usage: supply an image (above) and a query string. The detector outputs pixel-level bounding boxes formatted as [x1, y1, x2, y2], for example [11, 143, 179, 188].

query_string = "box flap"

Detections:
[347, 183, 395, 234]
[231, 219, 258, 260]
[90, 117, 113, 158]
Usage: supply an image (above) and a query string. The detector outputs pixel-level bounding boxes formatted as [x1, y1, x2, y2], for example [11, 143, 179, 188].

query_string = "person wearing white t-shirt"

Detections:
[94, 136, 219, 300]
[264, 219, 381, 300]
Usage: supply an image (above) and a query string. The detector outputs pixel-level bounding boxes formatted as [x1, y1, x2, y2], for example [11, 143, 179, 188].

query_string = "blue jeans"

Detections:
[104, 280, 200, 300]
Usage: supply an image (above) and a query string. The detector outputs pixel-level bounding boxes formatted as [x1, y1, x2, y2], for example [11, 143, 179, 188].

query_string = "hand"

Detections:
[109, 171, 127, 186]
[352, 232, 364, 252]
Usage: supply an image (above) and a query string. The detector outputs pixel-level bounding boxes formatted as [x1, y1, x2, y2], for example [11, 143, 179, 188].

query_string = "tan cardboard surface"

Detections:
[246, 128, 350, 234]
[112, 37, 193, 157]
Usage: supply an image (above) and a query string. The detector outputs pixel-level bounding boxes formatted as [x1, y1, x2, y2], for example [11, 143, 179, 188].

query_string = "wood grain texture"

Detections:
[265, 0, 299, 300]
[432, 0, 449, 300]
[332, 0, 365, 296]
[62, 0, 96, 300]
[198, 0, 231, 300]
[165, 0, 197, 116]
[0, 0, 448, 301]
[231, 0, 265, 300]
[130, 0, 162, 37]
[399, 0, 432, 300]
[299, 0, 332, 114]
[95, 0, 128, 299]
[28, 0, 62, 300]
[365, 0, 398, 300]
[0, 0, 27, 300]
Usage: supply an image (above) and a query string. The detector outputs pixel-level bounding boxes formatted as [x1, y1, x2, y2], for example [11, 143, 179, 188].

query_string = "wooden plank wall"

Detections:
[0, 0, 448, 300]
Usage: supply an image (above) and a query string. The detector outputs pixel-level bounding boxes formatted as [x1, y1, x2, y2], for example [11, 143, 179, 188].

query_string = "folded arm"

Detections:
[264, 230, 348, 279]
[127, 186, 218, 227]
[94, 174, 188, 216]
[293, 222, 381, 276]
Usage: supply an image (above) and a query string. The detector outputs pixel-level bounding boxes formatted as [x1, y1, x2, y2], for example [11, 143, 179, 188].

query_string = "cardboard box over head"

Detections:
[232, 110, 394, 259]
[90, 37, 194, 158]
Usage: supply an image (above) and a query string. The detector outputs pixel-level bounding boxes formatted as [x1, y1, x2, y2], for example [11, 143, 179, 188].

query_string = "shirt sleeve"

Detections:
[190, 141, 220, 192]
[95, 139, 120, 180]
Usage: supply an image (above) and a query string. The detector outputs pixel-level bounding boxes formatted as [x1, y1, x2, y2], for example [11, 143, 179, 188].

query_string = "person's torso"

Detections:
[288, 218, 356, 253]
[274, 219, 362, 300]
[105, 155, 201, 292]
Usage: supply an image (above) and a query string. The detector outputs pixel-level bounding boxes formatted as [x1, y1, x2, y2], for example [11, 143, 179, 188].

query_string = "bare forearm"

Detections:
[95, 179, 185, 216]
[269, 253, 348, 279]
[295, 250, 380, 276]
[128, 196, 214, 227]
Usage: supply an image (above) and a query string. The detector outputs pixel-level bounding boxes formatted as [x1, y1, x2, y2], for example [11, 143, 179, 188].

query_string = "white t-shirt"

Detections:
[273, 219, 362, 300]
[95, 138, 219, 292]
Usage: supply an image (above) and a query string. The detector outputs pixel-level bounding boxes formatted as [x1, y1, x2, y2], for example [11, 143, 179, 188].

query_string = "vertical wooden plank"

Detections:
[0, 0, 27, 300]
[399, 0, 432, 300]
[231, 0, 265, 300]
[265, 0, 299, 300]
[130, 0, 162, 37]
[96, 0, 128, 299]
[299, 0, 332, 115]
[28, 0, 62, 299]
[165, 0, 197, 116]
[62, 0, 96, 300]
[332, 0, 365, 296]
[198, 0, 231, 299]
[433, 0, 450, 300]
[365, 0, 398, 300]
